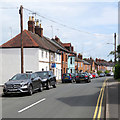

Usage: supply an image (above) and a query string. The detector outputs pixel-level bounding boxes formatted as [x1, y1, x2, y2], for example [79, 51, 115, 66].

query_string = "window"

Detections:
[46, 66, 48, 71]
[78, 63, 80, 67]
[70, 69, 72, 73]
[59, 54, 61, 61]
[81, 63, 83, 67]
[41, 50, 44, 58]
[46, 51, 47, 58]
[55, 54, 57, 61]
[70, 57, 72, 64]
[66, 55, 67, 62]
[51, 54, 53, 61]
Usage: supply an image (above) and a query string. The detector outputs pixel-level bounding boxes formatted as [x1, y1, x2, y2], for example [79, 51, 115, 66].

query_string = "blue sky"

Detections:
[0, 0, 118, 61]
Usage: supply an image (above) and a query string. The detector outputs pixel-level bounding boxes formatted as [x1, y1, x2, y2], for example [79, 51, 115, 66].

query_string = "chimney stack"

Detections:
[35, 20, 43, 37]
[28, 16, 35, 33]
[55, 36, 60, 43]
[78, 53, 83, 60]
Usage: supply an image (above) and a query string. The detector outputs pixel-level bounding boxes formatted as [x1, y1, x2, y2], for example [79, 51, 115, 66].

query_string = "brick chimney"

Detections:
[78, 53, 83, 60]
[28, 16, 35, 33]
[71, 46, 74, 52]
[96, 58, 98, 62]
[55, 36, 60, 43]
[35, 20, 43, 37]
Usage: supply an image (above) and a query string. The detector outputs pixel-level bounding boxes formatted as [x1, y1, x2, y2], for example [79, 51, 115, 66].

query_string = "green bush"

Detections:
[97, 70, 102, 75]
[114, 63, 120, 79]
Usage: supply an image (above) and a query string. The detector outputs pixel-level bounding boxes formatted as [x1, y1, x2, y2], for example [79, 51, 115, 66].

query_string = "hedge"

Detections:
[114, 63, 120, 79]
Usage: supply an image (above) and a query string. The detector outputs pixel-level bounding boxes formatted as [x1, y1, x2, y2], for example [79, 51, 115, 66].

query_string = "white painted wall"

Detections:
[38, 49, 49, 71]
[0, 48, 62, 84]
[0, 48, 39, 84]
[55, 53, 61, 80]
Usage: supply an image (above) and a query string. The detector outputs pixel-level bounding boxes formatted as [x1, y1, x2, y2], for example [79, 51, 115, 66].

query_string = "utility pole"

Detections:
[114, 33, 116, 64]
[19, 5, 24, 73]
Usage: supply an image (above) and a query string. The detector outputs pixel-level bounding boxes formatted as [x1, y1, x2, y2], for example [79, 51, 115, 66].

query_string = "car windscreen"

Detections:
[36, 72, 48, 78]
[11, 74, 30, 80]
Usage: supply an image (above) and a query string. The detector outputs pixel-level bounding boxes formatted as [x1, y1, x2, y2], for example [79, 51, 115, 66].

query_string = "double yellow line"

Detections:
[93, 78, 108, 119]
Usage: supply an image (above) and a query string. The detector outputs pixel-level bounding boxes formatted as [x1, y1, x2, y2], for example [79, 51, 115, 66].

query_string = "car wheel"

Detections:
[53, 83, 56, 88]
[3, 93, 8, 97]
[62, 80, 64, 83]
[38, 83, 43, 92]
[47, 82, 51, 90]
[86, 80, 89, 83]
[28, 85, 33, 95]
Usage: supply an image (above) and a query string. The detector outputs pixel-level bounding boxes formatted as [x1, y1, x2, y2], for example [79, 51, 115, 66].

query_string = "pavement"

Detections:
[106, 78, 120, 120]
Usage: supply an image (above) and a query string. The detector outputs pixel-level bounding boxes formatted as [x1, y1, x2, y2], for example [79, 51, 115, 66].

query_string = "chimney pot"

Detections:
[29, 16, 32, 21]
[32, 16, 34, 21]
[36, 19, 39, 26]
[40, 23, 42, 28]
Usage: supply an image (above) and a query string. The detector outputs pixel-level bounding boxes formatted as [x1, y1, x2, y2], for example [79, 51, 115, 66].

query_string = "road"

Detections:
[1, 77, 111, 119]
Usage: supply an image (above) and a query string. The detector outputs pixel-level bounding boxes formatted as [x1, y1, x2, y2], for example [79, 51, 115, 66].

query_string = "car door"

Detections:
[48, 71, 53, 85]
[31, 73, 39, 90]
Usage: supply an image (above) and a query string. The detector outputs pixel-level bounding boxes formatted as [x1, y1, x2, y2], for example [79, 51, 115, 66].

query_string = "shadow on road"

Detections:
[57, 91, 102, 107]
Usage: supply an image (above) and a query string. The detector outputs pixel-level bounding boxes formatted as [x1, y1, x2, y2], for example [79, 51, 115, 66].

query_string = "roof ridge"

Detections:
[25, 30, 39, 47]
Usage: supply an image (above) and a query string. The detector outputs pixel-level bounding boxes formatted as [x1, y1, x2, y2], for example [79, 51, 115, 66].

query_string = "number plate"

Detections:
[65, 77, 68, 79]
[80, 79, 84, 80]
[8, 89, 17, 91]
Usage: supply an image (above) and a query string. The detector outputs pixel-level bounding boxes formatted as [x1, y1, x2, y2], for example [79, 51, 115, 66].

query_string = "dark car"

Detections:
[3, 73, 43, 96]
[62, 73, 73, 83]
[75, 72, 91, 83]
[99, 73, 106, 77]
[35, 71, 56, 90]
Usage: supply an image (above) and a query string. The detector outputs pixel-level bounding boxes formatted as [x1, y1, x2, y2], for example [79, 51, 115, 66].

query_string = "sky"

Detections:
[0, 0, 119, 61]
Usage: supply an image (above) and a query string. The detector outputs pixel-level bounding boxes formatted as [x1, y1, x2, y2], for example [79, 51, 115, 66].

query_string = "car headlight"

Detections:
[42, 79, 47, 82]
[21, 83, 28, 86]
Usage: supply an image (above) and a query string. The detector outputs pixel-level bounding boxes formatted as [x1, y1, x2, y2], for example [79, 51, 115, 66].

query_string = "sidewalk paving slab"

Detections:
[106, 78, 120, 120]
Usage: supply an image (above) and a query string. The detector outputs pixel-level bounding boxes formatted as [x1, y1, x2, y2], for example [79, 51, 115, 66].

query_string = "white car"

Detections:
[89, 73, 93, 79]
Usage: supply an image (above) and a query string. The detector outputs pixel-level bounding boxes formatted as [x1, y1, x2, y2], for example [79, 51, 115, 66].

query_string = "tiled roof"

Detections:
[62, 43, 71, 47]
[69, 54, 75, 57]
[75, 57, 84, 62]
[0, 30, 58, 52]
[83, 60, 91, 65]
[51, 38, 69, 53]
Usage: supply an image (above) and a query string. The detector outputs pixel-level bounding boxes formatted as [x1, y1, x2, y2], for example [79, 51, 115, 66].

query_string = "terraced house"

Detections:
[0, 16, 63, 84]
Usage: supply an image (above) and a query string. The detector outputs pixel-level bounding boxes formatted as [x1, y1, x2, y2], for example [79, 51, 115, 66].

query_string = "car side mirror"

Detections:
[9, 79, 11, 81]
[49, 75, 51, 77]
[31, 78, 34, 80]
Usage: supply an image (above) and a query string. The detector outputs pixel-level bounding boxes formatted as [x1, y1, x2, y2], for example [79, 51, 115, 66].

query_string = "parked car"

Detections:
[92, 73, 96, 78]
[35, 71, 56, 89]
[89, 73, 93, 79]
[99, 73, 106, 77]
[3, 73, 43, 96]
[62, 73, 74, 83]
[75, 73, 91, 83]
[95, 73, 99, 78]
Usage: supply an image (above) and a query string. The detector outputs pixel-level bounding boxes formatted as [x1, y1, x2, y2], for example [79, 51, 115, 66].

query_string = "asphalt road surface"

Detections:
[1, 77, 112, 119]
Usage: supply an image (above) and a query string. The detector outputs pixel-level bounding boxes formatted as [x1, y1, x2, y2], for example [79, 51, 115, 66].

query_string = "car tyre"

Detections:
[38, 83, 43, 92]
[28, 85, 33, 95]
[47, 81, 51, 90]
[53, 83, 56, 88]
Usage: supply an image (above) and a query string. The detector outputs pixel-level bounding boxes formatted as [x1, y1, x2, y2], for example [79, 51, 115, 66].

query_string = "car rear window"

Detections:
[63, 74, 70, 77]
